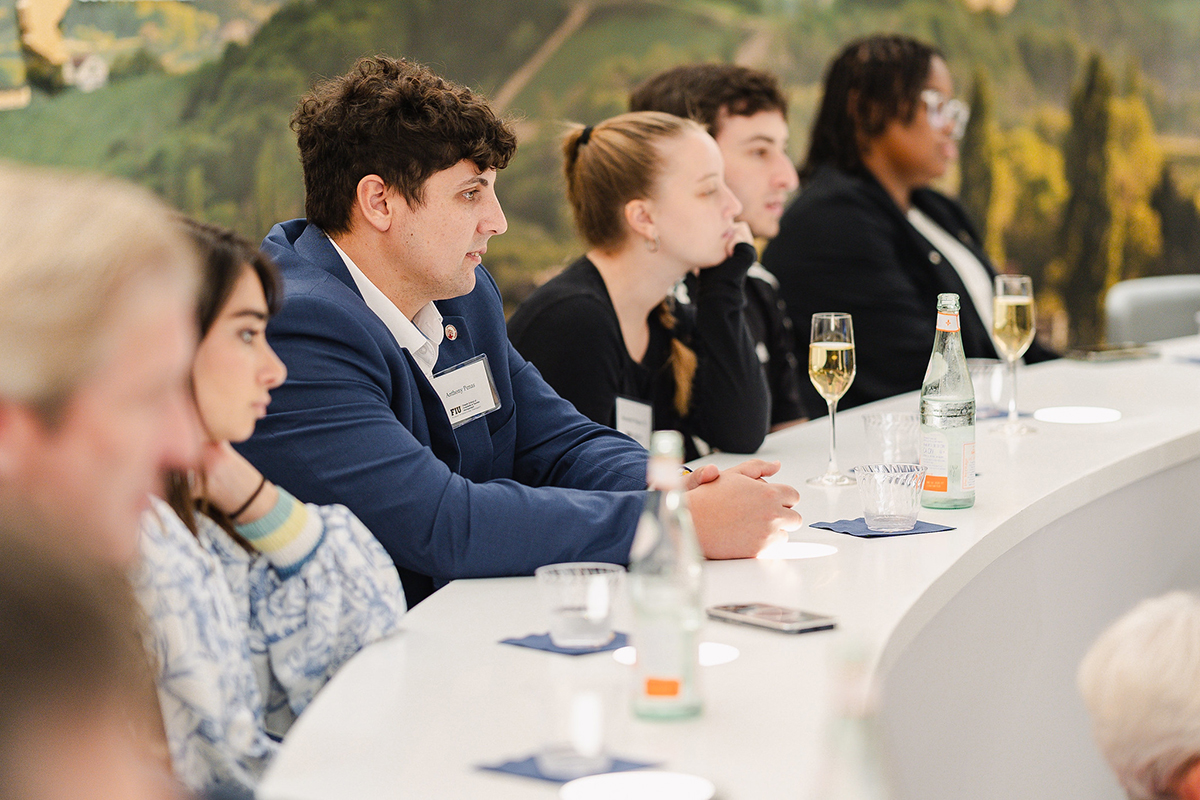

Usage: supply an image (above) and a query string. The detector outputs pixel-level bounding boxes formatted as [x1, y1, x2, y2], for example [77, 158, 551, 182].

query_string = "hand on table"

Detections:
[682, 464, 720, 491]
[687, 459, 802, 559]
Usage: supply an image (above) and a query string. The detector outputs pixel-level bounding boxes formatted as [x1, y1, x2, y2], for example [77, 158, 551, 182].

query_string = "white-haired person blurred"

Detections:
[1078, 591, 1200, 800]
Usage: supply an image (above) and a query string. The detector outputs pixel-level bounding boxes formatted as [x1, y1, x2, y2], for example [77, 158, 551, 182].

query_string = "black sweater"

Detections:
[508, 243, 769, 459]
[742, 264, 811, 425]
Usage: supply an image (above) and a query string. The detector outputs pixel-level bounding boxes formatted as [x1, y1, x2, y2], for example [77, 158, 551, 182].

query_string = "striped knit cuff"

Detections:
[235, 487, 323, 577]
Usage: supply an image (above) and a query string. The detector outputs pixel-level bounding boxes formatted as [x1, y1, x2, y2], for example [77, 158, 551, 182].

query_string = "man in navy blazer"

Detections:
[239, 56, 802, 605]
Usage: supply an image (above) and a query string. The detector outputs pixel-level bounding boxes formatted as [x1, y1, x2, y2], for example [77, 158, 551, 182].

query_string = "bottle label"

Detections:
[921, 431, 948, 492]
[961, 442, 976, 491]
[936, 312, 960, 333]
[645, 677, 681, 697]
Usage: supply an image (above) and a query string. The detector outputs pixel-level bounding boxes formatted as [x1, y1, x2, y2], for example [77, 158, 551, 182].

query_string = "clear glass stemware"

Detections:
[807, 312, 856, 486]
[991, 274, 1036, 435]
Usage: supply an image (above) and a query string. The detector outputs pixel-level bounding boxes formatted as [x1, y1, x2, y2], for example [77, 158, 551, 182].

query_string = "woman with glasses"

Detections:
[763, 34, 1054, 413]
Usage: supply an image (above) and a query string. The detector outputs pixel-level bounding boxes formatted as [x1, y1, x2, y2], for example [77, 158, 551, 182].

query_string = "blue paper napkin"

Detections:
[811, 518, 955, 538]
[500, 631, 629, 655]
[478, 754, 659, 784]
[976, 408, 1033, 420]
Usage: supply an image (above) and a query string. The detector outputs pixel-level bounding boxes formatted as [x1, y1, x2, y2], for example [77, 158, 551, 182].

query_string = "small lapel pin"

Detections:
[445, 324, 458, 341]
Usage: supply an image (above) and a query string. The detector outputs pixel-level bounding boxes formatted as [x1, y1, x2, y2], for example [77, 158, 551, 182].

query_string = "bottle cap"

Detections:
[647, 430, 684, 490]
[649, 430, 684, 460]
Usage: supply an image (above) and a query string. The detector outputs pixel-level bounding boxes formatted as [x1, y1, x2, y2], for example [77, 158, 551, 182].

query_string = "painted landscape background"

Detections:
[3, 0, 1200, 346]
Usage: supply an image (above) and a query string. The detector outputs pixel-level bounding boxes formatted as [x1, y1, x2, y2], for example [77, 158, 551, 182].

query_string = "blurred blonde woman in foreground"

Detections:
[0, 162, 199, 796]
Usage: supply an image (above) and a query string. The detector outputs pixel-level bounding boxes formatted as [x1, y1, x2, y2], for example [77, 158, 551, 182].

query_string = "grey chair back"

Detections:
[1105, 275, 1200, 343]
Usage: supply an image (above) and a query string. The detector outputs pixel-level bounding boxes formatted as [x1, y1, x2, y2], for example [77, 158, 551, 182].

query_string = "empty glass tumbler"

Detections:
[852, 464, 928, 532]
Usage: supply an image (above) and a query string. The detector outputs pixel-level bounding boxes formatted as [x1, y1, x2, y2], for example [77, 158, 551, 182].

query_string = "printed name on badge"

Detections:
[430, 354, 501, 428]
[614, 396, 653, 450]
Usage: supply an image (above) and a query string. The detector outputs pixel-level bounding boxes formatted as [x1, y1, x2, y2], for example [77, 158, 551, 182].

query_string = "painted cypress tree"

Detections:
[1150, 165, 1200, 276]
[958, 68, 1004, 267]
[1059, 53, 1115, 347]
[1108, 59, 1163, 283]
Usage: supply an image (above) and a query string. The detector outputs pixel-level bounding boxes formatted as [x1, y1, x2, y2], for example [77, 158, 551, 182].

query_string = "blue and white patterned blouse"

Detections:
[133, 492, 405, 794]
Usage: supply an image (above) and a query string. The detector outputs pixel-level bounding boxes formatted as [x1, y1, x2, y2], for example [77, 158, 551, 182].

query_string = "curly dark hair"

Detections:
[800, 34, 942, 182]
[629, 63, 787, 138]
[292, 55, 518, 235]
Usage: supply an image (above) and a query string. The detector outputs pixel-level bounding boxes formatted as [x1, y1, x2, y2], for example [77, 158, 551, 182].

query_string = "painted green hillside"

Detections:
[2, 0, 1200, 344]
[0, 0, 282, 89]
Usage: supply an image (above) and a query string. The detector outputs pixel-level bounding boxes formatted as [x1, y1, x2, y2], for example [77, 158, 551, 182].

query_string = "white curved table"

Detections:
[259, 338, 1200, 800]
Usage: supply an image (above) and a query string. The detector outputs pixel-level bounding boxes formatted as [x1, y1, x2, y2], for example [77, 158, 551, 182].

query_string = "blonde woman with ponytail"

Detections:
[508, 111, 770, 459]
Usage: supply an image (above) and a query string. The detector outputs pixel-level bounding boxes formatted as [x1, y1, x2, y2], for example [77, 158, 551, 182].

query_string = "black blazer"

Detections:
[763, 165, 1054, 414]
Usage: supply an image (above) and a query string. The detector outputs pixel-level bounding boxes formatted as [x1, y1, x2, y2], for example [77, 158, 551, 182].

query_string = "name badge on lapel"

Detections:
[430, 354, 501, 428]
[614, 396, 653, 450]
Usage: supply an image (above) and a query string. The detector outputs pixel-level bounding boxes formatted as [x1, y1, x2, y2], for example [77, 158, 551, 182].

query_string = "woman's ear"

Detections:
[623, 198, 657, 246]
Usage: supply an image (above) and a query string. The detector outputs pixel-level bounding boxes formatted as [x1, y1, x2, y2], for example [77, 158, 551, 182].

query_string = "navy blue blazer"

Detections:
[240, 220, 647, 604]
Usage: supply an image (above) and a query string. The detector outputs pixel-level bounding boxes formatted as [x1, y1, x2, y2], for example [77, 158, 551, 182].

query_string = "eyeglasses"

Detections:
[920, 89, 970, 141]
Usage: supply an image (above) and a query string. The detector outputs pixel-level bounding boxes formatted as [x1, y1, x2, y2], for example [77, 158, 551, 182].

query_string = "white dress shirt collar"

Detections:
[328, 238, 444, 379]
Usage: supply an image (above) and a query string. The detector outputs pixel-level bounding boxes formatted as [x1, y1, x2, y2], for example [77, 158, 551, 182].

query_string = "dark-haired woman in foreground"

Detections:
[763, 34, 1054, 414]
[133, 221, 405, 795]
[508, 111, 769, 459]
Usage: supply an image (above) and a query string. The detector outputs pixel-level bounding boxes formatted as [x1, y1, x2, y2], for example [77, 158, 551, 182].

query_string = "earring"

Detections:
[644, 235, 660, 254]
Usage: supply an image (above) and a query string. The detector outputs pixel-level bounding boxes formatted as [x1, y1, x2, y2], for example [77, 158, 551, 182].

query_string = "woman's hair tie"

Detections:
[578, 125, 593, 146]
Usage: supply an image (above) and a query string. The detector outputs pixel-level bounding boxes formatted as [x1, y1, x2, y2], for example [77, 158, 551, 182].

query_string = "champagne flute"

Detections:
[992, 274, 1036, 435]
[808, 313, 856, 486]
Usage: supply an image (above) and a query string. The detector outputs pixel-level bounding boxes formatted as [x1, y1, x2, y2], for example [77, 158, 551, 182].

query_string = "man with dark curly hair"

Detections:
[241, 56, 802, 605]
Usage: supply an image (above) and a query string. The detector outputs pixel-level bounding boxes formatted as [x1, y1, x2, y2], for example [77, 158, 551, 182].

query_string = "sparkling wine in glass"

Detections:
[808, 313, 856, 486]
[992, 274, 1036, 435]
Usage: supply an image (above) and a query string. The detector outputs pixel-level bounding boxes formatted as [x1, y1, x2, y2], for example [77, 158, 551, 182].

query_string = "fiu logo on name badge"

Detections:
[430, 353, 500, 429]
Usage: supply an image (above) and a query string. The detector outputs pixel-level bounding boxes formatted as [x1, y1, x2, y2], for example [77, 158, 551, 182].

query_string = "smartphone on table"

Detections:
[706, 603, 836, 634]
[1065, 342, 1158, 362]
